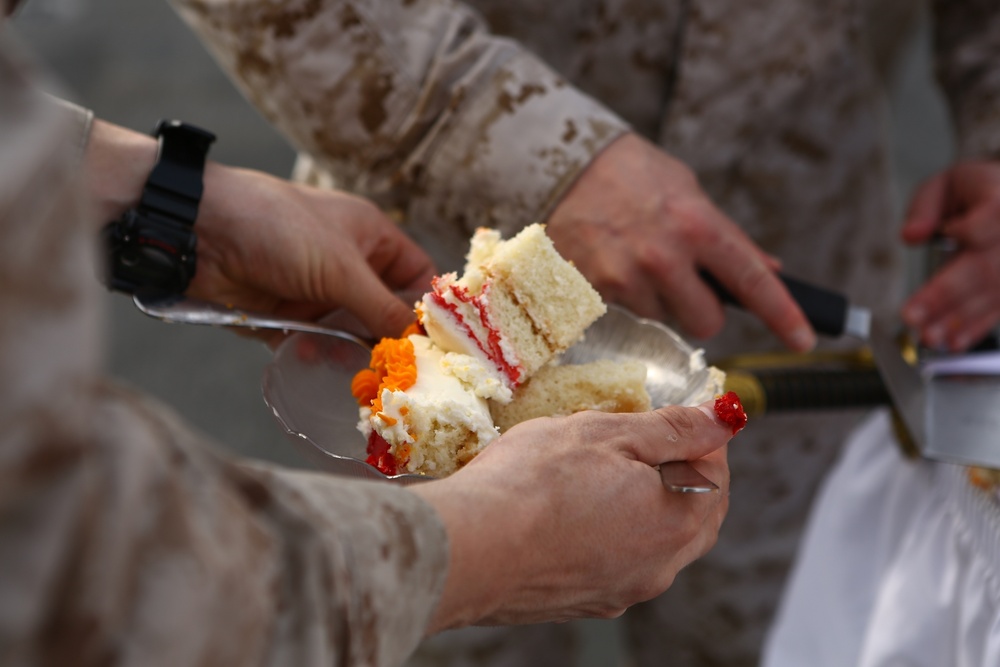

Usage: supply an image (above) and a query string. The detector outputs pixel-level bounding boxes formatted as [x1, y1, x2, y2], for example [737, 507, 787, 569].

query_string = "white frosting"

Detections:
[361, 335, 499, 474]
[419, 281, 522, 391]
[685, 366, 727, 406]
[682, 348, 724, 404]
[441, 352, 512, 403]
[357, 407, 373, 439]
[419, 287, 487, 362]
[689, 348, 707, 373]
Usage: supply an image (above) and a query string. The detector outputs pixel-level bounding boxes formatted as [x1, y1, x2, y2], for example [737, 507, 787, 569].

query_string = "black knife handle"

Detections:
[725, 368, 889, 416]
[700, 270, 849, 337]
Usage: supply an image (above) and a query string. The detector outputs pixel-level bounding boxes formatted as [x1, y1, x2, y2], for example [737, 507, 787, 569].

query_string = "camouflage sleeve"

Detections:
[1, 384, 448, 667]
[932, 0, 1000, 159]
[168, 0, 629, 264]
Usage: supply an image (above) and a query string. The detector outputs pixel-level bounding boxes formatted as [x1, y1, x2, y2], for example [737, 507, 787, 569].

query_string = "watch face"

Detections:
[103, 210, 196, 296]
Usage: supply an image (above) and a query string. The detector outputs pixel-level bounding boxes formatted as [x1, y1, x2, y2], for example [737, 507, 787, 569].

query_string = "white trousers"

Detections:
[763, 409, 1000, 667]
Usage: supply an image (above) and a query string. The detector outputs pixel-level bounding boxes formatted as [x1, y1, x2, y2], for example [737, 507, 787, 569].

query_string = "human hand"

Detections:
[413, 401, 732, 632]
[190, 163, 436, 344]
[900, 160, 1000, 352]
[84, 119, 436, 345]
[545, 132, 816, 352]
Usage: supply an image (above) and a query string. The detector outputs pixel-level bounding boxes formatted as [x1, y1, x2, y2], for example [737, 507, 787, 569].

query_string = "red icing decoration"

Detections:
[714, 391, 748, 435]
[429, 280, 524, 388]
[365, 432, 399, 476]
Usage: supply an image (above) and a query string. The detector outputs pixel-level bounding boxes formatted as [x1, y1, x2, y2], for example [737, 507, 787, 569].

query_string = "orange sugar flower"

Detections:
[401, 319, 425, 337]
[350, 337, 418, 415]
[350, 369, 381, 407]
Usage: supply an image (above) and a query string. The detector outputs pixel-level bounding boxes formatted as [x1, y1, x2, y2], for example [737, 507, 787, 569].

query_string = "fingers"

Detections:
[698, 228, 816, 352]
[658, 482, 729, 586]
[647, 425, 730, 585]
[314, 195, 435, 335]
[763, 253, 784, 271]
[631, 198, 815, 352]
[337, 263, 421, 339]
[648, 186, 814, 352]
[901, 172, 949, 244]
[685, 446, 730, 499]
[420, 403, 735, 628]
[365, 220, 438, 293]
[614, 400, 736, 467]
[943, 202, 1000, 250]
[608, 262, 675, 323]
[901, 161, 1000, 352]
[903, 252, 1000, 351]
[645, 252, 726, 339]
[545, 132, 814, 351]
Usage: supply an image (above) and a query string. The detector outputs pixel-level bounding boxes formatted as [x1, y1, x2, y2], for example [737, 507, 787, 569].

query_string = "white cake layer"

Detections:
[368, 335, 499, 476]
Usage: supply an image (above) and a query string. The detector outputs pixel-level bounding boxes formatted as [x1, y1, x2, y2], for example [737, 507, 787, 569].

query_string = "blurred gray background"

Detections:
[10, 1, 953, 665]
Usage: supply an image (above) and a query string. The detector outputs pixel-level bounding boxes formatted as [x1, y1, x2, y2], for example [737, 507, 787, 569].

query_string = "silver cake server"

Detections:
[135, 295, 722, 492]
[133, 293, 374, 350]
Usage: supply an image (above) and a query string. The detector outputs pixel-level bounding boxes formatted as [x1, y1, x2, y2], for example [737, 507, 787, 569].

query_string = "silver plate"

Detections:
[262, 305, 714, 484]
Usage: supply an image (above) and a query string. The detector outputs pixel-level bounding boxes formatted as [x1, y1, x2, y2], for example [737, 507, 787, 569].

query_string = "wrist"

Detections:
[83, 119, 159, 226]
[412, 475, 541, 633]
[99, 120, 216, 296]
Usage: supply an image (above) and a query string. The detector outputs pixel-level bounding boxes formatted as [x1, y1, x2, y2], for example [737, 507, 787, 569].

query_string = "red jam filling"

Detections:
[714, 391, 748, 435]
[366, 432, 398, 476]
[428, 279, 523, 387]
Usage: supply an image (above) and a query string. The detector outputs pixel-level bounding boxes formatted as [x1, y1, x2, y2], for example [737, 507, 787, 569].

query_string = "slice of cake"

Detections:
[351, 334, 500, 477]
[349, 223, 727, 479]
[490, 359, 652, 433]
[352, 224, 608, 477]
[419, 224, 606, 392]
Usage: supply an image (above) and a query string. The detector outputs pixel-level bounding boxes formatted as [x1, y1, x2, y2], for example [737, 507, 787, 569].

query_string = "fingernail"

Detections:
[696, 402, 717, 422]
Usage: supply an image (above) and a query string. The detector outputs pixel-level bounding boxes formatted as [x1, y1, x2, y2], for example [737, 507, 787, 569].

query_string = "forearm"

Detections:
[411, 477, 535, 634]
[79, 117, 239, 233]
[932, 0, 1000, 159]
[1, 380, 448, 666]
[169, 0, 629, 245]
[81, 118, 159, 226]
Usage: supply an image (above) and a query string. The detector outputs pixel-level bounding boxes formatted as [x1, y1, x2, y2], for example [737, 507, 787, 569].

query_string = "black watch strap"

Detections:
[142, 120, 216, 225]
[102, 120, 216, 296]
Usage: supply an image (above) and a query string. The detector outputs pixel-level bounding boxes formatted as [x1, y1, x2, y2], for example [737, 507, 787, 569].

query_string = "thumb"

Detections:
[625, 394, 745, 467]
[341, 264, 419, 339]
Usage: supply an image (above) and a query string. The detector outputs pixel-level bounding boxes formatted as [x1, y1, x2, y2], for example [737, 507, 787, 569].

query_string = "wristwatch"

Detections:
[102, 120, 216, 296]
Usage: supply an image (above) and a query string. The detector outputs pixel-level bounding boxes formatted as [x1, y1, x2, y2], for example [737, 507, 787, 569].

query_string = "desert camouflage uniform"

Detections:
[0, 5, 449, 665]
[171, 0, 1000, 664]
